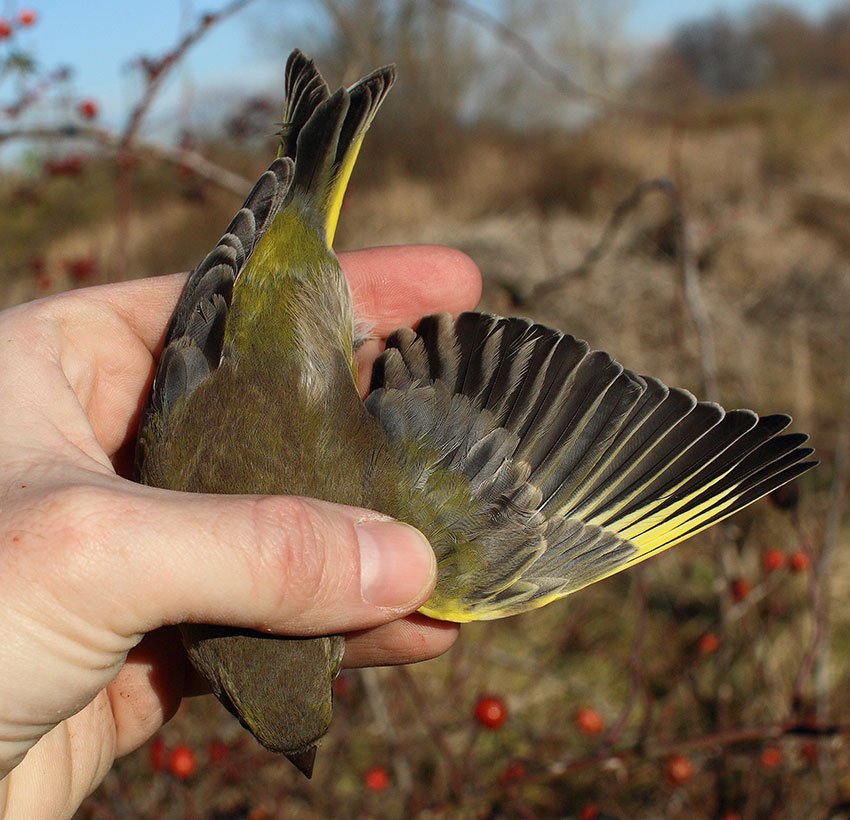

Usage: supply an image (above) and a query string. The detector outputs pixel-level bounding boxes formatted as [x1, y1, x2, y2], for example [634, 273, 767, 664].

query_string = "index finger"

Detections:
[344, 245, 482, 336]
[97, 244, 482, 355]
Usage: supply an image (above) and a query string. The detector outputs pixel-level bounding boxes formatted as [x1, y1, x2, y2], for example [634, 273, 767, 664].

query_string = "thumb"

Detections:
[15, 480, 437, 640]
[0, 477, 436, 782]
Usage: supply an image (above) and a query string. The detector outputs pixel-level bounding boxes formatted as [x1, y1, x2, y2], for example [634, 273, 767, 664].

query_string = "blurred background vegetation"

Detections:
[2, 0, 850, 817]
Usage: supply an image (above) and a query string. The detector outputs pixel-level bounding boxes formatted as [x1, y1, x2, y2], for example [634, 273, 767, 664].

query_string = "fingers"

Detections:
[10, 480, 436, 642]
[343, 244, 482, 336]
[106, 628, 187, 757]
[342, 614, 459, 668]
[52, 272, 189, 360]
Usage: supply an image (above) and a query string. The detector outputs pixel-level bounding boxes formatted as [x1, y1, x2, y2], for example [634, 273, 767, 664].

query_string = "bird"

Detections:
[134, 49, 816, 778]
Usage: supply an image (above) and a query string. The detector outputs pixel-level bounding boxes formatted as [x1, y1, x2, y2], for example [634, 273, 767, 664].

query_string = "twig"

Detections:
[541, 719, 850, 783]
[396, 665, 465, 801]
[427, 0, 670, 123]
[0, 124, 253, 196]
[667, 154, 720, 402]
[119, 0, 257, 149]
[111, 0, 257, 277]
[606, 569, 651, 747]
[360, 667, 414, 792]
[1, 66, 71, 120]
[793, 373, 850, 803]
[666, 129, 719, 399]
[520, 177, 675, 305]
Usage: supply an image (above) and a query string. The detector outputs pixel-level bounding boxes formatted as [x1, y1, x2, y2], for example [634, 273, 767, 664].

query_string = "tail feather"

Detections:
[289, 87, 351, 222]
[278, 49, 331, 161]
[277, 50, 396, 244]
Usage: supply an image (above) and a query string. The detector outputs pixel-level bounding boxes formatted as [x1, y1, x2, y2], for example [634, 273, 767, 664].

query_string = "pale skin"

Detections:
[0, 244, 482, 818]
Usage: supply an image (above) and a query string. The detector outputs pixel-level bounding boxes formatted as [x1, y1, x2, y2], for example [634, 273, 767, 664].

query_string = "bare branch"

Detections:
[0, 124, 252, 196]
[668, 179, 720, 402]
[427, 0, 670, 122]
[521, 177, 676, 304]
[120, 0, 258, 149]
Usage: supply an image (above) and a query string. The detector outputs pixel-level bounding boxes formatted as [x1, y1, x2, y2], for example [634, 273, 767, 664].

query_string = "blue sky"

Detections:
[0, 0, 842, 144]
[625, 0, 840, 38]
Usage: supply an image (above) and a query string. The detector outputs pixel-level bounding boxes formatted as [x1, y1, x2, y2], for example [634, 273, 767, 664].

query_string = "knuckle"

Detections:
[0, 481, 120, 584]
[41, 483, 115, 540]
[247, 497, 346, 613]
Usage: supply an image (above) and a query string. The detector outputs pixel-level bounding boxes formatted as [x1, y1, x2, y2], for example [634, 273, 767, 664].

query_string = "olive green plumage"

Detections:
[135, 50, 816, 777]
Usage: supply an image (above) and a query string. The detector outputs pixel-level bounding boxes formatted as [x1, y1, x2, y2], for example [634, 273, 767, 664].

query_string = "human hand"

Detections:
[0, 245, 481, 817]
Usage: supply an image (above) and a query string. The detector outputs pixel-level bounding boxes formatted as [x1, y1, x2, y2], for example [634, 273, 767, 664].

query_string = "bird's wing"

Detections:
[133, 157, 294, 479]
[366, 312, 816, 622]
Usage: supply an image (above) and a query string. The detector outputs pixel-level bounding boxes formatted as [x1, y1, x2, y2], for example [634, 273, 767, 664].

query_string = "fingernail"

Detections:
[356, 520, 436, 608]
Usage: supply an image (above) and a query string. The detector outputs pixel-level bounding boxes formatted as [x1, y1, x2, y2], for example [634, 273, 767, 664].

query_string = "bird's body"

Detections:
[135, 51, 816, 777]
[144, 215, 385, 506]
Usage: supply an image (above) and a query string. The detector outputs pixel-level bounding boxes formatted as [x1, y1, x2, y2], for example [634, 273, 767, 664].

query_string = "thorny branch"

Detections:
[110, 0, 258, 276]
[541, 718, 850, 783]
[119, 0, 257, 149]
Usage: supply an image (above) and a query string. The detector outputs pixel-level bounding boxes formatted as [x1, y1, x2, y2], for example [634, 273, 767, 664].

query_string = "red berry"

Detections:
[333, 673, 352, 698]
[364, 765, 390, 791]
[499, 760, 527, 785]
[35, 273, 52, 292]
[0, 18, 11, 37]
[721, 813, 742, 820]
[730, 578, 752, 602]
[474, 695, 508, 730]
[149, 737, 166, 771]
[800, 741, 818, 763]
[762, 548, 785, 573]
[77, 99, 99, 119]
[664, 754, 695, 786]
[698, 632, 720, 654]
[789, 551, 810, 573]
[18, 9, 37, 26]
[63, 256, 97, 284]
[579, 804, 601, 820]
[760, 746, 782, 769]
[575, 706, 605, 735]
[208, 739, 229, 764]
[168, 745, 197, 779]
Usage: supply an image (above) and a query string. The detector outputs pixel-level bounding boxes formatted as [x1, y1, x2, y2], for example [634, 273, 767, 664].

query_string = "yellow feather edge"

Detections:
[324, 132, 366, 247]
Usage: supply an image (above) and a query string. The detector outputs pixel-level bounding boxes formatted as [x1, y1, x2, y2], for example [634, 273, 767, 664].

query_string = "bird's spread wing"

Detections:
[134, 157, 294, 479]
[366, 312, 817, 622]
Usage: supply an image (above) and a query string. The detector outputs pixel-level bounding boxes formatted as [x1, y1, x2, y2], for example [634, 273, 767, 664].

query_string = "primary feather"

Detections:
[367, 313, 815, 620]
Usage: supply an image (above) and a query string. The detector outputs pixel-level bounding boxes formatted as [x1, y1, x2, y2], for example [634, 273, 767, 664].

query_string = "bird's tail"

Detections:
[277, 49, 395, 245]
